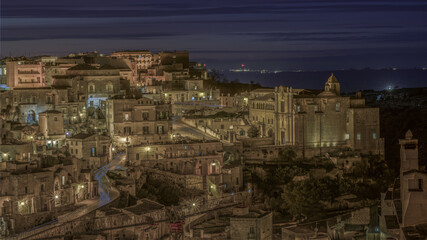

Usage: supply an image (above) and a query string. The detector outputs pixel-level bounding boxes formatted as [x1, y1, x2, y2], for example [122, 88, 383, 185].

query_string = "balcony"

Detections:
[18, 70, 40, 74]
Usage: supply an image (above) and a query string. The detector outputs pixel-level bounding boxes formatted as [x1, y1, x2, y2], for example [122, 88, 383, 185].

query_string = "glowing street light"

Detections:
[20, 202, 25, 206]
[145, 147, 151, 151]
[55, 195, 59, 199]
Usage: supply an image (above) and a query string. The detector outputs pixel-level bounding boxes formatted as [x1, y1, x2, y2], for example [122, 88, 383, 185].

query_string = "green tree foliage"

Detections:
[247, 125, 260, 138]
[281, 177, 345, 220]
[279, 148, 297, 162]
[137, 176, 183, 206]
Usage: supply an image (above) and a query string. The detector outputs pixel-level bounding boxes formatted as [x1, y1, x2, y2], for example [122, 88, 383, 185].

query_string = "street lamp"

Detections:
[145, 146, 151, 160]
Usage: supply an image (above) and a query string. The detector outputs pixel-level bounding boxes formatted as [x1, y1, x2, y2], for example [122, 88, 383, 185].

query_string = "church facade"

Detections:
[248, 74, 383, 155]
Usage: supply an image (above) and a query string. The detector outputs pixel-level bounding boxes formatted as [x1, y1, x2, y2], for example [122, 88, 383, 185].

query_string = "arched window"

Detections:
[106, 83, 113, 92]
[88, 84, 95, 93]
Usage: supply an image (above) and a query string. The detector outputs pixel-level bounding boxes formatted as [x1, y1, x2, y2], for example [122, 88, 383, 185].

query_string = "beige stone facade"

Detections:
[67, 133, 111, 169]
[106, 96, 172, 146]
[230, 207, 273, 240]
[248, 74, 383, 155]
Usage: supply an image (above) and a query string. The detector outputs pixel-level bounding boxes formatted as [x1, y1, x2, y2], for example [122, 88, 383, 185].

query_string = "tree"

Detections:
[279, 148, 296, 162]
[247, 125, 260, 138]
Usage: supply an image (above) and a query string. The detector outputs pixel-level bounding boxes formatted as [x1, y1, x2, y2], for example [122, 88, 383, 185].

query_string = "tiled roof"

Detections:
[70, 133, 93, 140]
[68, 64, 98, 71]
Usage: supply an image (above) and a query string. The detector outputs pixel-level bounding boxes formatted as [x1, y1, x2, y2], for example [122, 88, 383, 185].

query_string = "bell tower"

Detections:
[325, 73, 341, 95]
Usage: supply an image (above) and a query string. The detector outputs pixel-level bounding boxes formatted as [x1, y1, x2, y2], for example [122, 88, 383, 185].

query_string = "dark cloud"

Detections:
[1, 0, 427, 72]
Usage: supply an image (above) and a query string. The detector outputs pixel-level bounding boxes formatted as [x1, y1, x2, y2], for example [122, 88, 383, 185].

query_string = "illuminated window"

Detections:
[297, 105, 301, 113]
[345, 134, 350, 140]
[357, 134, 361, 140]
[91, 147, 96, 157]
[373, 133, 377, 139]
[124, 114, 129, 121]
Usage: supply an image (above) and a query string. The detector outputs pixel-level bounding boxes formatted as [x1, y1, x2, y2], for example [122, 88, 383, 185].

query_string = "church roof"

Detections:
[317, 91, 337, 97]
[68, 64, 97, 71]
[255, 93, 275, 101]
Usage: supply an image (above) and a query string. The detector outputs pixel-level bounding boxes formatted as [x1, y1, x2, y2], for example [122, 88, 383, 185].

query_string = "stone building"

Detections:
[39, 110, 66, 148]
[127, 140, 223, 173]
[67, 133, 111, 169]
[230, 206, 273, 240]
[248, 74, 383, 155]
[64, 64, 125, 110]
[106, 96, 172, 146]
[0, 87, 70, 124]
[379, 130, 427, 240]
[127, 140, 224, 191]
[0, 157, 98, 234]
[399, 130, 427, 227]
[6, 60, 45, 89]
[110, 50, 153, 86]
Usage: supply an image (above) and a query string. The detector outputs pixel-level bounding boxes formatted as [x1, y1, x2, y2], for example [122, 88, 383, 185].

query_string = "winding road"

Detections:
[10, 153, 125, 240]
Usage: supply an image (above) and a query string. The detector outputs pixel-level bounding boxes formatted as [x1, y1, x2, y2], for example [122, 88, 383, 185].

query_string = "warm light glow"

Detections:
[146, 147, 151, 151]
[47, 141, 52, 144]
[212, 162, 216, 166]
[21, 202, 25, 206]
[192, 203, 196, 206]
[81, 185, 84, 189]
[55, 195, 59, 199]
[30, 136, 33, 139]
[112, 147, 115, 151]
[3, 153, 7, 157]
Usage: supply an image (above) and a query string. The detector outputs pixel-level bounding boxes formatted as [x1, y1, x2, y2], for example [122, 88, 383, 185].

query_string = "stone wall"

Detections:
[147, 169, 203, 190]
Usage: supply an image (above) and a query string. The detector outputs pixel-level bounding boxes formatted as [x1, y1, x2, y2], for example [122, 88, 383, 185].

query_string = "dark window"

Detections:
[143, 126, 149, 135]
[142, 112, 149, 120]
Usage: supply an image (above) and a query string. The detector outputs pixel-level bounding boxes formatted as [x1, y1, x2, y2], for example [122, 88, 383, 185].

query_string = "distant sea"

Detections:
[222, 69, 427, 93]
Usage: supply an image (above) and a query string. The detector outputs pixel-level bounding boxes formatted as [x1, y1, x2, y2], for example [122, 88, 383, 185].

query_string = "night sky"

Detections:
[1, 0, 427, 70]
